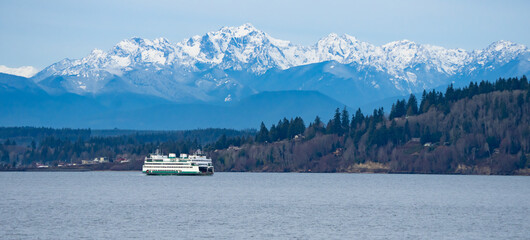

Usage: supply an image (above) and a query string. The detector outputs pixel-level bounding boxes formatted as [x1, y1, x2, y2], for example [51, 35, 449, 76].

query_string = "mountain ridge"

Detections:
[29, 23, 529, 105]
[2, 24, 529, 129]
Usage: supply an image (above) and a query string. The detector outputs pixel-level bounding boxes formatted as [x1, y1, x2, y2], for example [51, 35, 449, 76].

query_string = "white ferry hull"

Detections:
[142, 151, 214, 176]
[142, 169, 213, 176]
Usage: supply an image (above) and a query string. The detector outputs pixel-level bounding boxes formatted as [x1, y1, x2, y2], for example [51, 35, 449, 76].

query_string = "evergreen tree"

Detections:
[445, 84, 455, 102]
[406, 94, 418, 116]
[389, 103, 396, 118]
[279, 118, 289, 140]
[215, 134, 227, 149]
[332, 108, 343, 135]
[389, 99, 406, 119]
[341, 107, 350, 134]
[419, 90, 428, 113]
[372, 107, 385, 124]
[325, 119, 334, 134]
[295, 117, 306, 135]
[313, 116, 324, 133]
[256, 122, 270, 143]
[288, 117, 306, 138]
[404, 120, 411, 139]
[269, 124, 279, 142]
[287, 118, 295, 139]
[351, 108, 364, 130]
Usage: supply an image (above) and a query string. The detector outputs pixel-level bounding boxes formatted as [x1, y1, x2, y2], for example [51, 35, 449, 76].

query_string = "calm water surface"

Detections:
[0, 172, 529, 239]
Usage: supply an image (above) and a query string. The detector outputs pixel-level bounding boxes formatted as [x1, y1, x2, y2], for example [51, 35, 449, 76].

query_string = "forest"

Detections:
[210, 76, 530, 175]
[0, 128, 253, 170]
[1, 76, 529, 175]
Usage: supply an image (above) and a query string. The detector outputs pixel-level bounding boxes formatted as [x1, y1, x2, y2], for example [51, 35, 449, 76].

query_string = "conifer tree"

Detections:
[351, 108, 364, 130]
[325, 119, 333, 134]
[390, 99, 406, 119]
[313, 116, 324, 133]
[419, 90, 428, 113]
[269, 124, 279, 142]
[215, 134, 227, 149]
[277, 118, 289, 140]
[406, 94, 418, 116]
[341, 107, 350, 134]
[288, 117, 306, 138]
[332, 108, 343, 135]
[404, 120, 411, 139]
[256, 122, 270, 143]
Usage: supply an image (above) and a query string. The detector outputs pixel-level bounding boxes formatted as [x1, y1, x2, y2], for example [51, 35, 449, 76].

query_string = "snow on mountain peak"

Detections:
[0, 65, 40, 78]
[469, 40, 528, 67]
[342, 34, 359, 42]
[115, 38, 141, 53]
[327, 33, 339, 38]
[153, 37, 170, 45]
[85, 49, 107, 63]
[484, 40, 527, 55]
[174, 23, 305, 71]
[218, 23, 258, 38]
[90, 48, 105, 56]
[33, 24, 529, 96]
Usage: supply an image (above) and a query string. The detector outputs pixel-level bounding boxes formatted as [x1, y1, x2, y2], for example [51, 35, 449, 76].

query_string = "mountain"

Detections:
[30, 24, 529, 106]
[0, 65, 39, 78]
[0, 72, 343, 129]
[0, 72, 42, 91]
[3, 24, 530, 129]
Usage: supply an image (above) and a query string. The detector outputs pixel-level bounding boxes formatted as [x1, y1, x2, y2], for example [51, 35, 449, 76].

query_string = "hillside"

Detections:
[209, 77, 530, 175]
[0, 127, 254, 170]
[1, 77, 529, 175]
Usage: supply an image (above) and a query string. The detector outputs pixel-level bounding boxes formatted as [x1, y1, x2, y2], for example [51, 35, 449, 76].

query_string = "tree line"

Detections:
[211, 76, 530, 174]
[0, 128, 253, 169]
[2, 76, 529, 174]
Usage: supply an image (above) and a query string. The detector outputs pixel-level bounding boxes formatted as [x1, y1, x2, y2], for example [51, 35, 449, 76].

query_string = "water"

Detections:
[0, 172, 529, 239]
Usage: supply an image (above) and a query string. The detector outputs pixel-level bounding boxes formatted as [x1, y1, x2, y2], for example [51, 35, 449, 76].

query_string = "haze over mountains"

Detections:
[2, 24, 529, 129]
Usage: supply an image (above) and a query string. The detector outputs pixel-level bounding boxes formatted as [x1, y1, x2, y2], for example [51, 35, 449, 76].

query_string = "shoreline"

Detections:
[1, 168, 529, 176]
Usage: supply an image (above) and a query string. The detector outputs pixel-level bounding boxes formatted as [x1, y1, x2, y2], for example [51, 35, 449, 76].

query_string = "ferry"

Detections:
[142, 150, 214, 175]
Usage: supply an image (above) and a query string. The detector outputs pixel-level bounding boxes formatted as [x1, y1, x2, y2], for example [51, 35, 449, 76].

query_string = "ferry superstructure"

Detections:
[142, 150, 214, 175]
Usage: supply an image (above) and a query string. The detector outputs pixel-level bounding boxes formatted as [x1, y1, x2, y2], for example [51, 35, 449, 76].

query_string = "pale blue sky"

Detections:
[1, 0, 529, 69]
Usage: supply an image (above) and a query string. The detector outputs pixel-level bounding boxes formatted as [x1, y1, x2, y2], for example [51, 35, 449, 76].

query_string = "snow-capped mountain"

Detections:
[32, 23, 529, 106]
[0, 65, 39, 78]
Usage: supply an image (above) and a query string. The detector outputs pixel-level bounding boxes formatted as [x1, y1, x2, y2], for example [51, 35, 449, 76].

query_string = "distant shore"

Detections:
[2, 167, 529, 176]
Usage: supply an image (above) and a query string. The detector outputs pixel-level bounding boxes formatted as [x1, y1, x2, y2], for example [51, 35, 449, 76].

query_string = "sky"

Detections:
[1, 0, 529, 70]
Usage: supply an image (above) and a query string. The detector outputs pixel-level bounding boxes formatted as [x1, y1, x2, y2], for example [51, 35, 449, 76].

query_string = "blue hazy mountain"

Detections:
[2, 24, 529, 129]
[1, 73, 344, 129]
